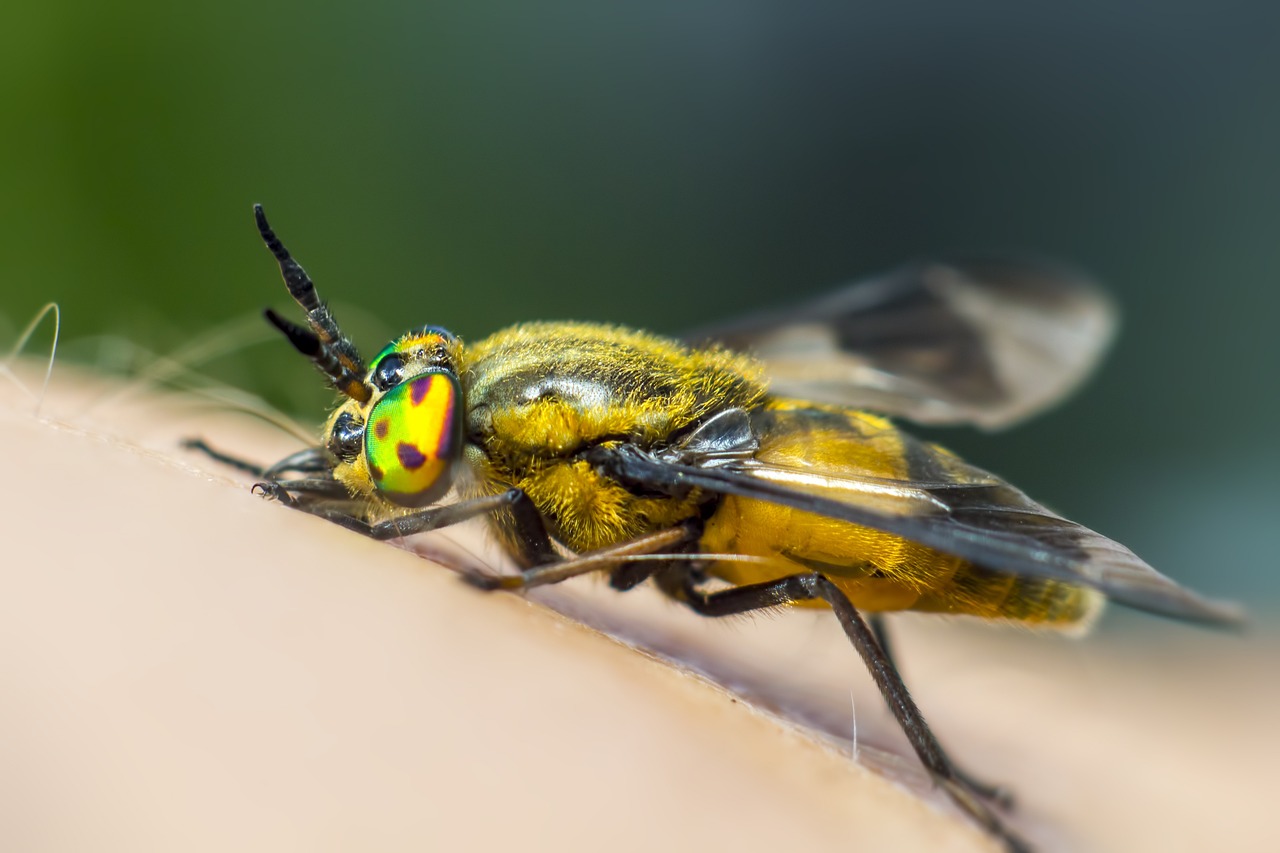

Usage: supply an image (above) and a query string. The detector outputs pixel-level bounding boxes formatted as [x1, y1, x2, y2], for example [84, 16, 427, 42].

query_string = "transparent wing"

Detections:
[684, 259, 1117, 429]
[592, 409, 1241, 627]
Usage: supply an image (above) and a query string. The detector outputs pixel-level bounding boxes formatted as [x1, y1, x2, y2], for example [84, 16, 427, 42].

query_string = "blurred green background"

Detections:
[2, 3, 1276, 610]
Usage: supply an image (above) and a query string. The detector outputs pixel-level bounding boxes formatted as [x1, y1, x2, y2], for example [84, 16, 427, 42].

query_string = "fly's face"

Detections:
[325, 327, 467, 506]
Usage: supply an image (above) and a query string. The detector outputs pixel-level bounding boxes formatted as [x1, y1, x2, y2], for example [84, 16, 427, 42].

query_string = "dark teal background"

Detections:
[3, 3, 1276, 608]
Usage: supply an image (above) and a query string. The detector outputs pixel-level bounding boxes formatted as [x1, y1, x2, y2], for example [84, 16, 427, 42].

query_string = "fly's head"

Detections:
[325, 327, 465, 505]
[254, 204, 466, 507]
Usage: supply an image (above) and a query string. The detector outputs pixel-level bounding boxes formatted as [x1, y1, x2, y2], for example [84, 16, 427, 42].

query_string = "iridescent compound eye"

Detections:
[364, 370, 464, 507]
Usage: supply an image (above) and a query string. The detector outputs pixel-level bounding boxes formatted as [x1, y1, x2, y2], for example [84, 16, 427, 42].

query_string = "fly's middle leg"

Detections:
[461, 522, 703, 593]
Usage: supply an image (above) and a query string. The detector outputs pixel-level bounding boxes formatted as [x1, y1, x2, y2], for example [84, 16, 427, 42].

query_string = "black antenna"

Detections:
[254, 204, 371, 403]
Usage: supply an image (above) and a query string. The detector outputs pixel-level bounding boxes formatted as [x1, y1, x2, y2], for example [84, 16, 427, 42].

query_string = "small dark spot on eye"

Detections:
[410, 376, 433, 406]
[397, 442, 427, 471]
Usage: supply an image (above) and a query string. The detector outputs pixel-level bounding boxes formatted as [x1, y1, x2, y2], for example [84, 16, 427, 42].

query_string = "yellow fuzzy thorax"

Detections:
[458, 321, 767, 554]
[465, 321, 766, 453]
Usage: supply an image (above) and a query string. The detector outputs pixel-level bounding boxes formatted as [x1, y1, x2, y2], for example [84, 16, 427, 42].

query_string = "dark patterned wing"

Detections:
[685, 259, 1117, 429]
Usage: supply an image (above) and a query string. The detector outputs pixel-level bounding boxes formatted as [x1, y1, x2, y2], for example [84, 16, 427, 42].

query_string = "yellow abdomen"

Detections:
[699, 401, 1100, 627]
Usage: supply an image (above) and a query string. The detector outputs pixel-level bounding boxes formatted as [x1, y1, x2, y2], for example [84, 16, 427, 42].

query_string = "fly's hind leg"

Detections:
[671, 570, 1028, 853]
[866, 613, 1014, 809]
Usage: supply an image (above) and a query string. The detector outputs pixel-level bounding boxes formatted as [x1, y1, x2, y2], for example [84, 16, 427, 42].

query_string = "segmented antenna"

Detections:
[254, 204, 372, 403]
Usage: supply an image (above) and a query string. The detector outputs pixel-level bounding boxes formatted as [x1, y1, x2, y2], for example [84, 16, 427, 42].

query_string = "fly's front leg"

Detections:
[257, 484, 555, 551]
[183, 438, 331, 480]
[263, 447, 333, 479]
[187, 437, 368, 527]
[187, 437, 538, 548]
[253, 479, 350, 504]
[248, 478, 371, 534]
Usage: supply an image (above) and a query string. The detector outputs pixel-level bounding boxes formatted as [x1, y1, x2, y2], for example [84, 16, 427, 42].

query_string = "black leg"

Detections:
[505, 488, 557, 565]
[608, 561, 656, 591]
[327, 489, 549, 542]
[183, 437, 270, 477]
[248, 478, 554, 556]
[867, 613, 893, 663]
[676, 571, 1027, 852]
[264, 447, 332, 479]
[184, 438, 331, 480]
[253, 478, 351, 501]
[188, 436, 558, 565]
[608, 521, 704, 592]
[867, 613, 1013, 808]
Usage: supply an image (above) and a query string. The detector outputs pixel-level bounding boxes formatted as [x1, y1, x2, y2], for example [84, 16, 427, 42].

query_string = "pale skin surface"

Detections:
[1, 363, 1275, 852]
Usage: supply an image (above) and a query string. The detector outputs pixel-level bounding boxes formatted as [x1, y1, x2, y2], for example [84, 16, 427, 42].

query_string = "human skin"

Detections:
[1, 364, 1274, 852]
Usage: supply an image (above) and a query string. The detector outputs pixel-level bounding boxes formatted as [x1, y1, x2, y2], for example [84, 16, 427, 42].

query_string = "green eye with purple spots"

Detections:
[364, 369, 463, 507]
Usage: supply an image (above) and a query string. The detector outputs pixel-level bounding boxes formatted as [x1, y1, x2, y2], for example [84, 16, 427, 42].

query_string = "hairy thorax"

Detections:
[459, 321, 766, 554]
